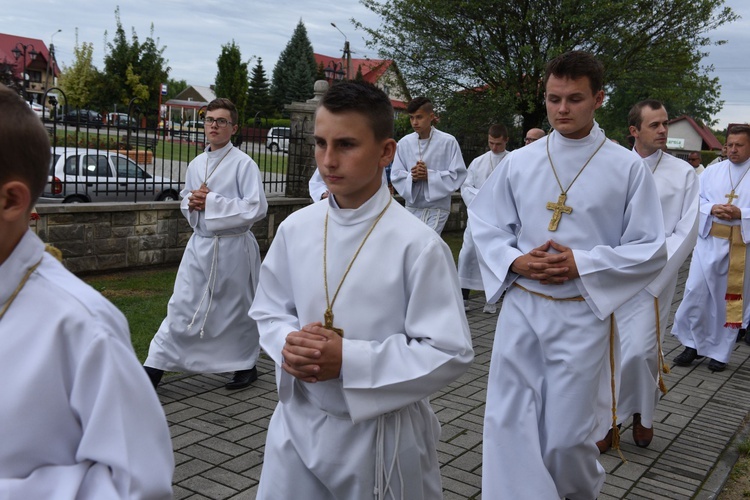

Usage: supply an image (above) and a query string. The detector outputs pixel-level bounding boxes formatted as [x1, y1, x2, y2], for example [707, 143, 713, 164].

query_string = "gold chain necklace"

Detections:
[725, 161, 750, 205]
[323, 198, 392, 336]
[545, 134, 607, 231]
[203, 145, 234, 187]
[651, 150, 663, 174]
[0, 258, 42, 322]
[417, 127, 433, 162]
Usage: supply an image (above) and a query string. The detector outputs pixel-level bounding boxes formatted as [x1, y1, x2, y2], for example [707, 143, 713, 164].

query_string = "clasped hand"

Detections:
[282, 322, 342, 383]
[411, 161, 428, 181]
[712, 203, 740, 221]
[510, 240, 579, 285]
[188, 184, 210, 212]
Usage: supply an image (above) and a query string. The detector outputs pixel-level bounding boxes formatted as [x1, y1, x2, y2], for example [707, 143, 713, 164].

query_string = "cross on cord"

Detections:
[546, 194, 573, 231]
[726, 191, 739, 205]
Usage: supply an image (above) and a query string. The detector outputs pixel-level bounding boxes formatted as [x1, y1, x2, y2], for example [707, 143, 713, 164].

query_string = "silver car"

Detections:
[38, 147, 182, 203]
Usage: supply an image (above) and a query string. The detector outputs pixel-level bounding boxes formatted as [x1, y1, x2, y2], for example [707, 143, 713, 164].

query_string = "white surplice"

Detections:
[146, 142, 268, 373]
[672, 158, 750, 363]
[0, 230, 174, 498]
[249, 184, 474, 499]
[458, 150, 508, 290]
[391, 127, 467, 233]
[616, 149, 698, 428]
[469, 123, 667, 499]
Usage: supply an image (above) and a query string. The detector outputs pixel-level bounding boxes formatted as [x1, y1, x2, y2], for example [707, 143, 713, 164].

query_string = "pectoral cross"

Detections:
[546, 194, 573, 231]
[323, 308, 344, 337]
[726, 190, 739, 205]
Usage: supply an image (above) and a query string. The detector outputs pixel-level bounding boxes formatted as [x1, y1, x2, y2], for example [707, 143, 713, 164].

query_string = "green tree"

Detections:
[271, 20, 317, 111]
[164, 78, 188, 101]
[214, 40, 249, 125]
[359, 0, 737, 135]
[59, 34, 100, 109]
[247, 57, 274, 121]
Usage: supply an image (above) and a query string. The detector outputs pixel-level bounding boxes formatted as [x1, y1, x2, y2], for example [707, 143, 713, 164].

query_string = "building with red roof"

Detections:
[0, 33, 60, 106]
[314, 53, 410, 111]
[667, 115, 724, 155]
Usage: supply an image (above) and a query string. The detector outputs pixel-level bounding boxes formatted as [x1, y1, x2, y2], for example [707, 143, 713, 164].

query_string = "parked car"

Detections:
[62, 109, 103, 129]
[38, 147, 182, 203]
[107, 112, 139, 130]
[27, 101, 44, 119]
[266, 126, 290, 152]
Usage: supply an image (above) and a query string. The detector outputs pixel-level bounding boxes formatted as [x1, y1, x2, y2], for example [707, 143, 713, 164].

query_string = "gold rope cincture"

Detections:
[725, 161, 750, 205]
[202, 145, 234, 188]
[545, 134, 608, 231]
[653, 297, 670, 395]
[0, 258, 43, 322]
[709, 223, 747, 328]
[513, 283, 626, 462]
[323, 198, 393, 337]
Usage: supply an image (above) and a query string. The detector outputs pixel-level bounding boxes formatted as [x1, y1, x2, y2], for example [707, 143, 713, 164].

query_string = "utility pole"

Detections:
[46, 29, 61, 96]
[331, 23, 351, 80]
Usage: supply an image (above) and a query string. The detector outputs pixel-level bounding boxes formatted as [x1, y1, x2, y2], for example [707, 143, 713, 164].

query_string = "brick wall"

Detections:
[33, 194, 466, 274]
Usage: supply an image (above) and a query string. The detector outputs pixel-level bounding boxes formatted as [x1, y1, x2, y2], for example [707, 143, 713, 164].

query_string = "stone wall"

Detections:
[33, 195, 466, 274]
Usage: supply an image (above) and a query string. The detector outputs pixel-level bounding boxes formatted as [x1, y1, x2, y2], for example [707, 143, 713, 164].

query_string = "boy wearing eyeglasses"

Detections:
[144, 98, 268, 391]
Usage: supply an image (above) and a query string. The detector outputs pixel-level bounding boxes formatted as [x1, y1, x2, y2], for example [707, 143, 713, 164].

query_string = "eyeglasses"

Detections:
[205, 117, 233, 128]
[688, 157, 701, 163]
[524, 137, 537, 144]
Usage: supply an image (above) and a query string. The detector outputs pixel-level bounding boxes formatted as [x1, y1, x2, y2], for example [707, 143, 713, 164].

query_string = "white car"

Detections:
[27, 101, 44, 119]
[38, 147, 182, 203]
[266, 127, 290, 152]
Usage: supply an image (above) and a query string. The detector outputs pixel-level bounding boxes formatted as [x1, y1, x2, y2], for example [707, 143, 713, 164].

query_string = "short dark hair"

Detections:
[728, 124, 750, 142]
[628, 99, 665, 130]
[0, 86, 50, 204]
[406, 96, 433, 114]
[319, 81, 394, 141]
[488, 124, 508, 139]
[207, 97, 238, 125]
[544, 51, 604, 95]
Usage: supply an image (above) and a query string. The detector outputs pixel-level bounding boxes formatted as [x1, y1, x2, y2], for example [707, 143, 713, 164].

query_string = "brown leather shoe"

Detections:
[596, 429, 613, 454]
[632, 413, 653, 448]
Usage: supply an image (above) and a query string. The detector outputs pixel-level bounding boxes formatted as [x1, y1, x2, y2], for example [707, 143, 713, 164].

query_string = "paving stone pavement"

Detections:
[157, 260, 750, 499]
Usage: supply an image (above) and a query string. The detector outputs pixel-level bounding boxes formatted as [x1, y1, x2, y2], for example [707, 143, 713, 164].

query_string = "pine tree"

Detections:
[271, 20, 317, 112]
[246, 58, 273, 121]
[215, 40, 249, 124]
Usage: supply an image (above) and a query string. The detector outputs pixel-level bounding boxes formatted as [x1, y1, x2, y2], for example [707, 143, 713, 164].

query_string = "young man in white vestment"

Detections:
[390, 96, 467, 234]
[469, 51, 667, 499]
[688, 151, 706, 175]
[144, 98, 268, 390]
[0, 85, 174, 498]
[605, 100, 698, 450]
[458, 123, 510, 314]
[672, 124, 750, 372]
[249, 80, 474, 499]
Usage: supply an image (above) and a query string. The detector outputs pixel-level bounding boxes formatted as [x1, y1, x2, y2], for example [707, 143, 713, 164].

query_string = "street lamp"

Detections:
[46, 29, 62, 93]
[330, 23, 351, 80]
[11, 42, 38, 102]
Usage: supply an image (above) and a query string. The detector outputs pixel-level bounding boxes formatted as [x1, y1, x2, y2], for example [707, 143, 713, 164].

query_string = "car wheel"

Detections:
[269, 143, 279, 152]
[64, 195, 88, 203]
[157, 191, 179, 201]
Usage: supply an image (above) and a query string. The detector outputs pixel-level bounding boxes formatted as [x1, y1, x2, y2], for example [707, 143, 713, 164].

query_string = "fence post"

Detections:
[283, 80, 329, 198]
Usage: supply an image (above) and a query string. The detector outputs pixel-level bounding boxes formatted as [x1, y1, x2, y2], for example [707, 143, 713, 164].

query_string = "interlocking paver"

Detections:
[156, 258, 750, 498]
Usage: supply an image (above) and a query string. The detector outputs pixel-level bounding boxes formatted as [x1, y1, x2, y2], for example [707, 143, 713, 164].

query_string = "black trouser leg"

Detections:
[462, 288, 470, 300]
[144, 366, 164, 389]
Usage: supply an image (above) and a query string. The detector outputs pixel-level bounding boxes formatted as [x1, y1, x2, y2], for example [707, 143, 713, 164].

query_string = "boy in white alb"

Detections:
[250, 81, 474, 499]
[144, 98, 268, 390]
[390, 96, 467, 234]
[458, 123, 510, 313]
[0, 85, 174, 498]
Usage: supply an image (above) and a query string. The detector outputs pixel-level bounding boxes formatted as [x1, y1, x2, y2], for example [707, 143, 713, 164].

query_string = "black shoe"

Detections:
[144, 366, 164, 389]
[225, 367, 257, 390]
[708, 359, 727, 372]
[738, 328, 746, 342]
[744, 329, 750, 346]
[674, 347, 704, 366]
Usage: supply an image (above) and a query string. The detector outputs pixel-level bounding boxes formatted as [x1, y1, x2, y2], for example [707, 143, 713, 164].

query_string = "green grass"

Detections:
[154, 140, 288, 174]
[82, 231, 465, 363]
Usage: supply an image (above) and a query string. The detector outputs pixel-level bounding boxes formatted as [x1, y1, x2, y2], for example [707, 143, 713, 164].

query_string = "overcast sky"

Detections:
[3, 0, 748, 130]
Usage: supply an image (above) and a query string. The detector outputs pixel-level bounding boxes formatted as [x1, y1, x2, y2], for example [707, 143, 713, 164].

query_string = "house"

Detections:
[164, 85, 217, 123]
[0, 33, 60, 106]
[314, 53, 410, 111]
[667, 115, 723, 158]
